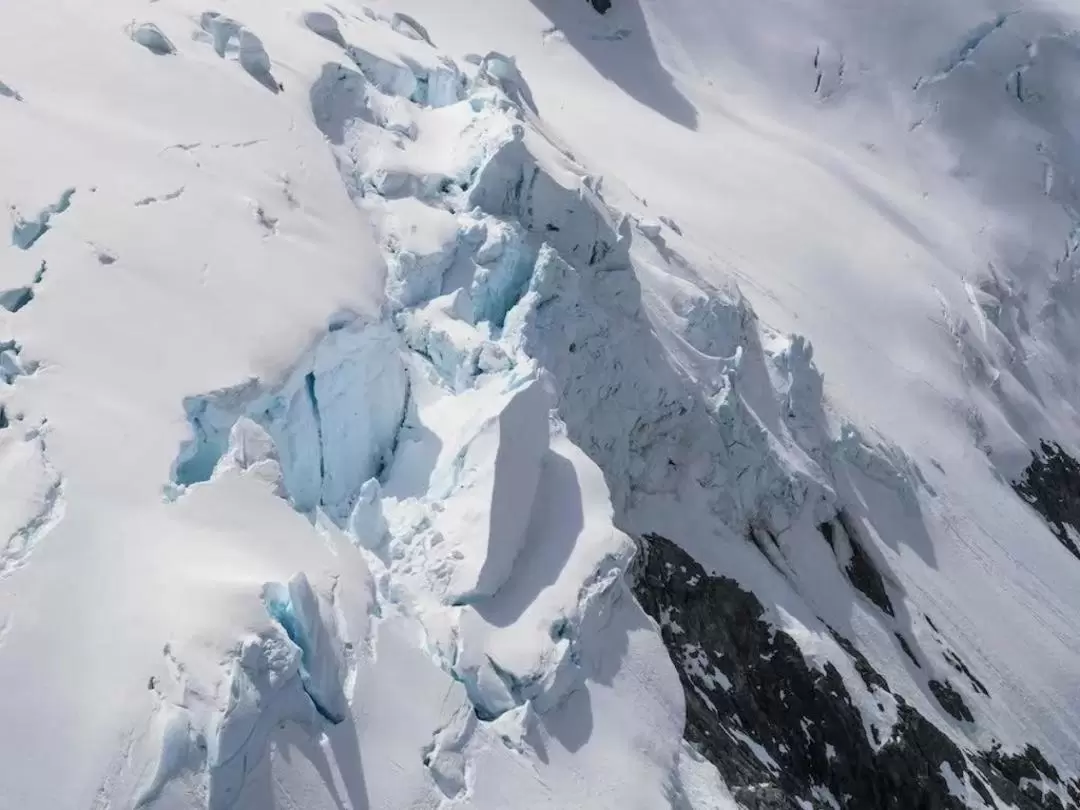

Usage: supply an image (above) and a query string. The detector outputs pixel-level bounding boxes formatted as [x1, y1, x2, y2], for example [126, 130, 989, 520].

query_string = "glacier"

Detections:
[2, 0, 1080, 809]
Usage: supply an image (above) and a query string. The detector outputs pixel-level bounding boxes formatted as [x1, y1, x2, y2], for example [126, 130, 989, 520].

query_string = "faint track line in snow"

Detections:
[159, 142, 201, 154]
[212, 138, 267, 149]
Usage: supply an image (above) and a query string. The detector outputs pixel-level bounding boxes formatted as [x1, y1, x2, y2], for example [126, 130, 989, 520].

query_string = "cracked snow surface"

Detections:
[5, 1, 1080, 810]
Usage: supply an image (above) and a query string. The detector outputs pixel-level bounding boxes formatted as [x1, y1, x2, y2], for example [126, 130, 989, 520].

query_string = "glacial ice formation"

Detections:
[263, 573, 349, 723]
[157, 13, 1011, 808]
[172, 321, 407, 523]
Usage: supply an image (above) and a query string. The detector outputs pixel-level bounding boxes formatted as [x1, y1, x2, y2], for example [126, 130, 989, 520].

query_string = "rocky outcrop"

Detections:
[631, 532, 1078, 810]
[818, 511, 895, 617]
[928, 679, 974, 724]
[1013, 441, 1080, 560]
[975, 744, 1080, 810]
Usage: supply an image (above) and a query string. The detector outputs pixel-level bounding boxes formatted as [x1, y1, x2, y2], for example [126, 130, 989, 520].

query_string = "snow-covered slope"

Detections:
[1, 0, 1080, 808]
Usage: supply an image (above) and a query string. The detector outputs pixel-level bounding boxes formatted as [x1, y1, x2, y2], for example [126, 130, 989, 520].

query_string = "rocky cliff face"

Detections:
[632, 533, 1079, 810]
[1013, 442, 1080, 560]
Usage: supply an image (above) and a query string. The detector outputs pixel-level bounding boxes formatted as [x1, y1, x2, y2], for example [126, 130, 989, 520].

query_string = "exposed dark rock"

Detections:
[846, 543, 896, 617]
[943, 649, 990, 697]
[897, 633, 922, 669]
[976, 743, 1076, 810]
[828, 629, 889, 692]
[632, 533, 1077, 809]
[924, 617, 990, 699]
[586, 0, 612, 13]
[633, 533, 964, 809]
[1013, 440, 1080, 559]
[928, 679, 974, 723]
[819, 511, 896, 617]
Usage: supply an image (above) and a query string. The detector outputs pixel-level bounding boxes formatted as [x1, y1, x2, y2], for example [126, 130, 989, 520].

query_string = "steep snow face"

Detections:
[4, 0, 1080, 809]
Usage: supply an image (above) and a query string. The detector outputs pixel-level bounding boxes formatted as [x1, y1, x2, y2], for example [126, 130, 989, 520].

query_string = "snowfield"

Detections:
[1, 0, 1080, 808]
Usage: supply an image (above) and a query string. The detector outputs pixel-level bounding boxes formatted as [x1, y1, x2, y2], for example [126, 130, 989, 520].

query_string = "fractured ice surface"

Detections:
[172, 321, 407, 522]
[263, 573, 349, 723]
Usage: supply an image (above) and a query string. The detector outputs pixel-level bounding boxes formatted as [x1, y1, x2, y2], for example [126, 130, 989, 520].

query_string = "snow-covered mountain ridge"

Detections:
[1, 0, 1080, 808]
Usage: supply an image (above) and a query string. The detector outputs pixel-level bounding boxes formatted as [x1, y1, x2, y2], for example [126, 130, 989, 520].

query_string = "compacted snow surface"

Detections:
[2, 0, 1080, 808]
